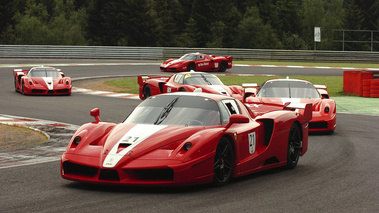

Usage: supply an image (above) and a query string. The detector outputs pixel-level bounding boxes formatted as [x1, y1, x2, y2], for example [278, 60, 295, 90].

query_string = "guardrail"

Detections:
[1, 45, 378, 63]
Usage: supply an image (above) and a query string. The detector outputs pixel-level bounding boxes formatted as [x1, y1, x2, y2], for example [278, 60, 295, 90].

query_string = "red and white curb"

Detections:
[73, 87, 140, 99]
[0, 114, 79, 169]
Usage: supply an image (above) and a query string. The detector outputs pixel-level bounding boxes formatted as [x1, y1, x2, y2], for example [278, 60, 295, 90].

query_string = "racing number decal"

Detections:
[167, 87, 171, 93]
[248, 132, 256, 154]
[121, 136, 140, 143]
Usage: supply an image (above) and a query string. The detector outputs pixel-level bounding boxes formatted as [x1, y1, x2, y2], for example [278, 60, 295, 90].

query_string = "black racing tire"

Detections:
[218, 61, 228, 72]
[179, 88, 186, 92]
[142, 84, 151, 100]
[213, 137, 234, 186]
[21, 81, 25, 95]
[187, 62, 196, 71]
[286, 123, 302, 169]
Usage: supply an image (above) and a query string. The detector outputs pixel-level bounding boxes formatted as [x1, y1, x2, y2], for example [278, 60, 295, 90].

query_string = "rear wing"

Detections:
[13, 69, 28, 77]
[283, 102, 312, 123]
[314, 84, 329, 99]
[242, 83, 258, 101]
[137, 75, 170, 85]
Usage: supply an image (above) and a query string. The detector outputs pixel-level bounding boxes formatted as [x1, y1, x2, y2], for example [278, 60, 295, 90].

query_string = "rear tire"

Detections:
[286, 123, 302, 169]
[213, 137, 234, 186]
[142, 84, 151, 100]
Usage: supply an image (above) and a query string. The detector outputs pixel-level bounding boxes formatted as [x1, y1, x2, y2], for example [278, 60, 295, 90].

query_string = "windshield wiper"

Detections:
[200, 74, 212, 85]
[154, 97, 179, 125]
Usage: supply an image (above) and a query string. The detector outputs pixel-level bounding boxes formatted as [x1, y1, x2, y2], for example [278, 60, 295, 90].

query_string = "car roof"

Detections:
[264, 78, 312, 84]
[30, 66, 57, 71]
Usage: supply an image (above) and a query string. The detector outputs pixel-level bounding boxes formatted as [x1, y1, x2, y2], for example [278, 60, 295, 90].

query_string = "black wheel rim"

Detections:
[288, 125, 301, 167]
[187, 63, 195, 71]
[214, 139, 233, 184]
[219, 62, 227, 72]
[143, 85, 151, 100]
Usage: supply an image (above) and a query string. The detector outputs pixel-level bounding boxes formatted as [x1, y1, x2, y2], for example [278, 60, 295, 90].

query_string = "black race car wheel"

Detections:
[213, 137, 234, 186]
[142, 84, 151, 100]
[179, 88, 186, 92]
[286, 123, 302, 169]
[187, 62, 196, 71]
[21, 81, 25, 94]
[218, 61, 228, 72]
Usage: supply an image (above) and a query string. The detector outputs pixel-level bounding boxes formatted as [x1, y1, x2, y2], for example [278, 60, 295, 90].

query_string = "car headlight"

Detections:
[73, 136, 81, 145]
[183, 142, 192, 151]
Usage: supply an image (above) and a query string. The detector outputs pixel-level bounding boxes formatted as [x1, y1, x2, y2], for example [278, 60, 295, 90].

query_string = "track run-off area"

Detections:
[0, 59, 378, 212]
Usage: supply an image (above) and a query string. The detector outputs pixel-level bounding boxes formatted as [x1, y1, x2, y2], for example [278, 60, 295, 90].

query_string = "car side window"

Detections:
[196, 55, 204, 60]
[173, 74, 184, 84]
[218, 99, 241, 124]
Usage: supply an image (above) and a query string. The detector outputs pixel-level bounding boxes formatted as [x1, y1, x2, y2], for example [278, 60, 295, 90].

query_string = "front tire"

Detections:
[142, 84, 151, 100]
[286, 123, 302, 169]
[218, 61, 228, 72]
[213, 137, 234, 186]
[187, 62, 196, 71]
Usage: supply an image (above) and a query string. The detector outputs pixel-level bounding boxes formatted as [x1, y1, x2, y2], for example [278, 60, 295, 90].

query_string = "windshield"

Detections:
[179, 54, 196, 61]
[124, 95, 221, 126]
[28, 68, 61, 77]
[257, 81, 320, 99]
[183, 73, 224, 85]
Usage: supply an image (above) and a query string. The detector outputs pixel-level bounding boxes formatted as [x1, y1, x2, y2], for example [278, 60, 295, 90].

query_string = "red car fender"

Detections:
[228, 85, 244, 95]
[65, 122, 117, 152]
[255, 109, 309, 156]
[171, 128, 226, 163]
[318, 99, 336, 115]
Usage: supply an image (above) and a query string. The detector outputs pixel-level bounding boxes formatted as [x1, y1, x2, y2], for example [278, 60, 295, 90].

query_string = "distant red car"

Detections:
[137, 71, 248, 100]
[160, 52, 233, 72]
[13, 66, 72, 95]
[245, 78, 336, 133]
[61, 92, 312, 186]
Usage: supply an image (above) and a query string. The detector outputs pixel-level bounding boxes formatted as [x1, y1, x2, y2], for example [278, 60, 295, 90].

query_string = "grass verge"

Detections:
[105, 75, 347, 97]
[0, 123, 49, 151]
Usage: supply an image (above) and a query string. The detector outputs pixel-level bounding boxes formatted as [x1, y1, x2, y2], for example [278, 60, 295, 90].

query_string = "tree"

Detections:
[234, 6, 282, 49]
[342, 0, 369, 51]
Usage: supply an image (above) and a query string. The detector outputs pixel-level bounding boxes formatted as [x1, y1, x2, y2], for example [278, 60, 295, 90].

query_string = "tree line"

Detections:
[1, 0, 378, 51]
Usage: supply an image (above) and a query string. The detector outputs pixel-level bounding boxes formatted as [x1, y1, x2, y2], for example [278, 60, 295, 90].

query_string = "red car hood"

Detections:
[30, 77, 63, 89]
[100, 123, 204, 168]
[162, 59, 186, 66]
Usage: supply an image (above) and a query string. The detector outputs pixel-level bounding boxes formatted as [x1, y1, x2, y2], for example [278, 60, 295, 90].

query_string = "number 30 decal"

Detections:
[248, 132, 256, 154]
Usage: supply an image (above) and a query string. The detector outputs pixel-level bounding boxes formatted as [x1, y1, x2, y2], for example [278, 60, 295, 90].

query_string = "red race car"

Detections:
[245, 78, 336, 133]
[138, 71, 249, 100]
[160, 52, 233, 72]
[61, 92, 312, 186]
[13, 66, 72, 95]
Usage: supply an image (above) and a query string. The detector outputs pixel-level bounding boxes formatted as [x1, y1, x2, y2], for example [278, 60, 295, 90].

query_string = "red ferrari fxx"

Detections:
[13, 66, 72, 95]
[245, 78, 336, 133]
[61, 92, 312, 186]
[160, 52, 233, 72]
[138, 71, 248, 100]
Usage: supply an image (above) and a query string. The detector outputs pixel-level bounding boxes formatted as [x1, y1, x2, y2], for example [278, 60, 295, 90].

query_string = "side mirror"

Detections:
[226, 114, 249, 128]
[90, 108, 101, 123]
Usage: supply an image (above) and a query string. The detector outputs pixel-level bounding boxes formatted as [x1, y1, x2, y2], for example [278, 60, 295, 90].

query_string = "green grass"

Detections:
[233, 60, 379, 68]
[105, 75, 346, 97]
